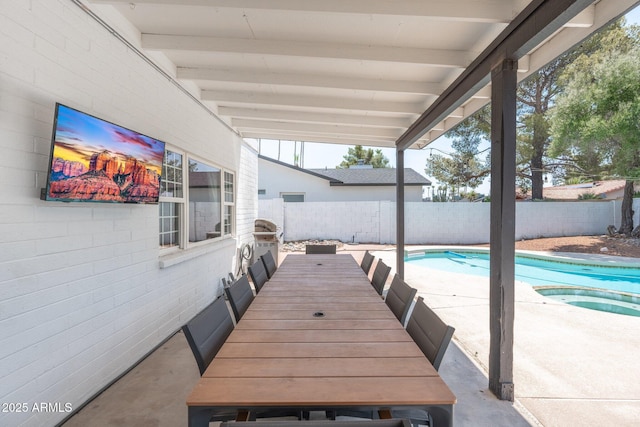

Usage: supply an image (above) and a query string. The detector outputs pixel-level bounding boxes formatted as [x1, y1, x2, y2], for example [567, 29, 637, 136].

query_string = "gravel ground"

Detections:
[511, 235, 640, 258]
[282, 236, 640, 258]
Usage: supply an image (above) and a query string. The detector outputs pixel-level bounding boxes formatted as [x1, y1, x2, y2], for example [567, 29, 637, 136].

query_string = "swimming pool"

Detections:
[536, 287, 640, 317]
[406, 249, 640, 295]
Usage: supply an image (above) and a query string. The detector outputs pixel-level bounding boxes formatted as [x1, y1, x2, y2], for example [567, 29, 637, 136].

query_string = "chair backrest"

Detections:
[385, 274, 417, 325]
[224, 275, 255, 322]
[261, 250, 277, 279]
[305, 244, 336, 254]
[370, 259, 391, 296]
[360, 250, 375, 275]
[182, 296, 234, 375]
[405, 297, 455, 371]
[247, 259, 269, 294]
[221, 419, 412, 427]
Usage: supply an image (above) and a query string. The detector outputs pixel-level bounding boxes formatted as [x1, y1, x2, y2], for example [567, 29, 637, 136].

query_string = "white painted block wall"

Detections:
[258, 198, 285, 241]
[0, 1, 257, 426]
[261, 200, 636, 244]
[283, 201, 381, 243]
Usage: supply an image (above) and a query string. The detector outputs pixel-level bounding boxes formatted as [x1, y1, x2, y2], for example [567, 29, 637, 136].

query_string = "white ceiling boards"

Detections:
[89, 0, 639, 149]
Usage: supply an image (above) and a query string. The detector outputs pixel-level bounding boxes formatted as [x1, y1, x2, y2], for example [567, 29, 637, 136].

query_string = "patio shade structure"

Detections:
[85, 0, 640, 401]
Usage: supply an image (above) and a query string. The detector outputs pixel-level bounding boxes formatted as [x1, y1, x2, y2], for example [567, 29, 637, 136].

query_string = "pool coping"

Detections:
[404, 246, 640, 269]
[534, 285, 640, 303]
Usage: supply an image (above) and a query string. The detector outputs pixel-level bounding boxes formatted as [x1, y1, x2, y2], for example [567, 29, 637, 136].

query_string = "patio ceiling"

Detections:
[88, 0, 638, 149]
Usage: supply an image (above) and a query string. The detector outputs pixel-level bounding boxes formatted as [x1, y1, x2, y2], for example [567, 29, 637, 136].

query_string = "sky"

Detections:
[253, 5, 640, 197]
[54, 105, 165, 172]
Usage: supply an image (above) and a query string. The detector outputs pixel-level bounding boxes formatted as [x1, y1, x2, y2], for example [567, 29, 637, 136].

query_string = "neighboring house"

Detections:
[542, 180, 631, 200]
[258, 155, 431, 202]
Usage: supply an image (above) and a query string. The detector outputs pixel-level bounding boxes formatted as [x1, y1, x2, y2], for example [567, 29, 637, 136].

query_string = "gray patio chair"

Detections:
[360, 250, 375, 275]
[370, 259, 391, 296]
[181, 296, 238, 423]
[221, 419, 412, 427]
[182, 295, 234, 376]
[224, 274, 255, 323]
[306, 244, 337, 254]
[385, 274, 417, 326]
[386, 296, 455, 426]
[248, 258, 269, 294]
[261, 250, 278, 279]
[183, 295, 302, 421]
[406, 296, 455, 370]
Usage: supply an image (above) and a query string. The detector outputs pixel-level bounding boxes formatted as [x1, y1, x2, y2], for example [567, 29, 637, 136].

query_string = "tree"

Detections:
[550, 28, 640, 234]
[339, 145, 390, 168]
[425, 136, 489, 200]
[443, 20, 631, 199]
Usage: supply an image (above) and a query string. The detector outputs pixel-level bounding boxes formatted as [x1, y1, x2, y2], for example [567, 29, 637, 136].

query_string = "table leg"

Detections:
[427, 404, 453, 427]
[188, 406, 214, 427]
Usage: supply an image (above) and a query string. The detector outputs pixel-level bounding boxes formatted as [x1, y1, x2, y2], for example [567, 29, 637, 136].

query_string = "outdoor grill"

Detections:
[253, 219, 279, 264]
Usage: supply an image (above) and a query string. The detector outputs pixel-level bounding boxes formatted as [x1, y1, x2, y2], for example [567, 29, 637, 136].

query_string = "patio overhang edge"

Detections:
[394, 0, 595, 152]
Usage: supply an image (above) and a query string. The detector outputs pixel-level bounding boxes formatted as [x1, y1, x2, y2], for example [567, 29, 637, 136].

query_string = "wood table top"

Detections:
[187, 253, 455, 425]
[188, 377, 454, 407]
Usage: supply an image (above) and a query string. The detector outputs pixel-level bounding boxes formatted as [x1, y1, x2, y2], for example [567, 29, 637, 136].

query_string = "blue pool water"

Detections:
[536, 288, 640, 317]
[406, 250, 640, 295]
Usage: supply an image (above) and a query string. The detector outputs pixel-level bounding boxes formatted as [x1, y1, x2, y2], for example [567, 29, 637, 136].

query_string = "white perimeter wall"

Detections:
[260, 199, 640, 244]
[0, 1, 257, 426]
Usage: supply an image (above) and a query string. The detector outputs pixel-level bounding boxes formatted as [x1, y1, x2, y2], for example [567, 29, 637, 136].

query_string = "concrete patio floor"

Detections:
[61, 245, 640, 426]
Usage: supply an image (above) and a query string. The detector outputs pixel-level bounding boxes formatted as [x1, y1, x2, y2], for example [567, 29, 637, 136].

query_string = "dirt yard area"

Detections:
[282, 236, 640, 258]
[511, 235, 640, 258]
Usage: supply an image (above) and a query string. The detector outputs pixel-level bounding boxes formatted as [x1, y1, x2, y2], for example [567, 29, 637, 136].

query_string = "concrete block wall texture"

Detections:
[258, 198, 285, 241]
[0, 1, 255, 426]
[282, 201, 381, 242]
[236, 142, 260, 250]
[260, 200, 638, 244]
[612, 199, 640, 231]
[515, 201, 611, 239]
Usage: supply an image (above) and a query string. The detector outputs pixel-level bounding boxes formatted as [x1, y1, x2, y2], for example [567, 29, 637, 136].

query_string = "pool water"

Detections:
[536, 288, 640, 317]
[406, 250, 640, 295]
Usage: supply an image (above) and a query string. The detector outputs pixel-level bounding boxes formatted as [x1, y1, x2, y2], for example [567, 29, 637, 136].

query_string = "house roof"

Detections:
[309, 167, 430, 186]
[542, 180, 628, 200]
[259, 154, 430, 186]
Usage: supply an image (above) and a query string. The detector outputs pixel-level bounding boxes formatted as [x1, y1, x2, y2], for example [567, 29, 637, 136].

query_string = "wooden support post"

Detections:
[489, 58, 517, 402]
[396, 148, 405, 279]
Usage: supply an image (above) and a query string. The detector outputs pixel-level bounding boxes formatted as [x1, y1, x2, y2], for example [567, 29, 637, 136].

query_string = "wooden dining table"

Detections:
[186, 253, 456, 426]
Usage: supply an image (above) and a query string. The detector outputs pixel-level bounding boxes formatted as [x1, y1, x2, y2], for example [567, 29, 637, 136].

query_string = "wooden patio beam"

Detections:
[395, 0, 595, 151]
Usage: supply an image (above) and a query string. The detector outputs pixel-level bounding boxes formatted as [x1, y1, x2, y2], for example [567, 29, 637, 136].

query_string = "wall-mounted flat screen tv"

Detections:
[43, 103, 165, 204]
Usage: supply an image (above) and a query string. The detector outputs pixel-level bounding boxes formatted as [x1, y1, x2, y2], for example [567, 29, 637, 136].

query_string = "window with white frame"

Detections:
[281, 193, 305, 202]
[188, 158, 222, 242]
[159, 149, 235, 250]
[159, 149, 184, 250]
[223, 171, 235, 236]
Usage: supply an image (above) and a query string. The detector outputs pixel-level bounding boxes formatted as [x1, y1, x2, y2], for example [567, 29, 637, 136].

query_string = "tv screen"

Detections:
[44, 103, 165, 204]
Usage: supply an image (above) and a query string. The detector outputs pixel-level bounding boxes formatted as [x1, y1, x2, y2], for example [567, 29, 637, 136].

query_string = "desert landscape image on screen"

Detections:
[46, 105, 165, 203]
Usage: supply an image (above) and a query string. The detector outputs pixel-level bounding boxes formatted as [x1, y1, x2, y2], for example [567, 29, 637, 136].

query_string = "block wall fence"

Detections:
[260, 199, 640, 244]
